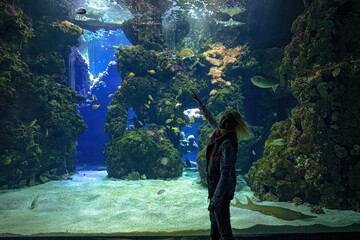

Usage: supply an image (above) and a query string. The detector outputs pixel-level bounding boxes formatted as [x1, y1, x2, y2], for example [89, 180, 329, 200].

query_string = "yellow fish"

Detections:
[129, 72, 135, 77]
[186, 124, 193, 128]
[175, 103, 182, 108]
[108, 94, 114, 98]
[118, 85, 122, 90]
[123, 79, 127, 84]
[166, 126, 171, 129]
[270, 138, 287, 146]
[172, 127, 180, 133]
[149, 95, 154, 101]
[176, 89, 182, 99]
[189, 116, 195, 123]
[147, 70, 155, 74]
[29, 119, 37, 128]
[45, 128, 49, 137]
[108, 104, 118, 110]
[201, 115, 206, 120]
[92, 95, 95, 102]
[148, 100, 151, 104]
[92, 104, 101, 109]
[171, 114, 175, 118]
[252, 149, 256, 155]
[177, 118, 186, 124]
[166, 119, 173, 123]
[144, 104, 150, 108]
[165, 62, 172, 69]
[165, 100, 172, 105]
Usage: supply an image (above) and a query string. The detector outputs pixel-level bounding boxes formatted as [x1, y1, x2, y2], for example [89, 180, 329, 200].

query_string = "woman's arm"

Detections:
[191, 91, 219, 129]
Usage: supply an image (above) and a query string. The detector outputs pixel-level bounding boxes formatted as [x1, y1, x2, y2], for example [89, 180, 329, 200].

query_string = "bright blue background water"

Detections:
[76, 29, 133, 167]
[76, 28, 200, 168]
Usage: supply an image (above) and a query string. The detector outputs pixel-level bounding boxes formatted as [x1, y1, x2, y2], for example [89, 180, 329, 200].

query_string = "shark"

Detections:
[230, 196, 317, 221]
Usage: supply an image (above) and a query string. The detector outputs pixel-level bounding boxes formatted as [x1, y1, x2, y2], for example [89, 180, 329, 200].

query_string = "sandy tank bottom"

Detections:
[0, 169, 360, 237]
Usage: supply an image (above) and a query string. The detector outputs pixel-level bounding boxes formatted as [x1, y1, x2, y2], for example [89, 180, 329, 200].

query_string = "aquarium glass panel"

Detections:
[0, 0, 359, 239]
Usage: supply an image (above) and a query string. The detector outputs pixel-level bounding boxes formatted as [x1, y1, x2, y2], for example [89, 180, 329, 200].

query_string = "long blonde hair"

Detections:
[222, 110, 253, 140]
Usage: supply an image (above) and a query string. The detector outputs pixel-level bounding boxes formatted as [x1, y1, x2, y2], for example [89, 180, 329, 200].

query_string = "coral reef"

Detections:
[105, 27, 262, 182]
[246, 0, 360, 211]
[203, 43, 246, 86]
[105, 126, 182, 180]
[104, 45, 210, 179]
[0, 2, 86, 189]
[121, 16, 165, 51]
[121, 0, 166, 51]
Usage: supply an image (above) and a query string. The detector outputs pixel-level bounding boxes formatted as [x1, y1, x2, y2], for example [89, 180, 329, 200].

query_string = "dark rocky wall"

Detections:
[246, 0, 360, 211]
[0, 0, 86, 189]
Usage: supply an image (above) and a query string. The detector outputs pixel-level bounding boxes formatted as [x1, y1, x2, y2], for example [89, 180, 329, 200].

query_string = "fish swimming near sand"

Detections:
[231, 196, 316, 221]
[251, 75, 279, 92]
[157, 189, 166, 195]
[30, 194, 40, 210]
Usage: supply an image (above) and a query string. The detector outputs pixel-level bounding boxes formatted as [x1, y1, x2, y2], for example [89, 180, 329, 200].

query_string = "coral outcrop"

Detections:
[246, 0, 360, 211]
[121, 0, 166, 51]
[104, 38, 259, 181]
[0, 2, 86, 189]
[105, 126, 182, 180]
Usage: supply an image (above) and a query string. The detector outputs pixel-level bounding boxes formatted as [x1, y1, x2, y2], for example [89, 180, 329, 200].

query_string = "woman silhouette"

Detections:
[192, 91, 252, 240]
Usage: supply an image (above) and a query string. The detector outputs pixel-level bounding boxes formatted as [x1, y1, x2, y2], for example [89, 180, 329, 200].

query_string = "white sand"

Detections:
[0, 170, 359, 236]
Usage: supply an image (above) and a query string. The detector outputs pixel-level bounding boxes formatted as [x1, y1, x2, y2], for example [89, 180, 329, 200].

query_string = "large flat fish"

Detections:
[231, 196, 317, 221]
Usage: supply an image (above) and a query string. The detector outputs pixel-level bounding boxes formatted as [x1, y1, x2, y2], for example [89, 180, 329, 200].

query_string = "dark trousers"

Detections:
[209, 198, 234, 240]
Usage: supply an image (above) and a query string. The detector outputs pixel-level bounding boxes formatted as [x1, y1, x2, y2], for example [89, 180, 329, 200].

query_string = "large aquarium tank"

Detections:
[1, 0, 360, 239]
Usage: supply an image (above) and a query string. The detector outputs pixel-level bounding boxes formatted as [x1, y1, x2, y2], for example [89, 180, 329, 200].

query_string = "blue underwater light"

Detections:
[75, 29, 132, 167]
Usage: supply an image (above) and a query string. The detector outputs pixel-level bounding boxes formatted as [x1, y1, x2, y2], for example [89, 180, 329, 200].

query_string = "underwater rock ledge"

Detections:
[246, 0, 360, 212]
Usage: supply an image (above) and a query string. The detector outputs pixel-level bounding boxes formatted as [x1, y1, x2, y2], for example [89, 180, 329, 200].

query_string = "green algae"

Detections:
[0, 2, 86, 189]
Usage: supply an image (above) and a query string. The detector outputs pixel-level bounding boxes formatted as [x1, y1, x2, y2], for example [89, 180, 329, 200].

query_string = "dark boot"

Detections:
[213, 199, 234, 240]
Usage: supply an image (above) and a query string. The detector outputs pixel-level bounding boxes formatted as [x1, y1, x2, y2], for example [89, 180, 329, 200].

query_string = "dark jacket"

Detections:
[199, 103, 238, 208]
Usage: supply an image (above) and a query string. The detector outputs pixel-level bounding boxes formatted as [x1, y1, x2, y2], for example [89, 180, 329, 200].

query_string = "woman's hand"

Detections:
[191, 90, 201, 104]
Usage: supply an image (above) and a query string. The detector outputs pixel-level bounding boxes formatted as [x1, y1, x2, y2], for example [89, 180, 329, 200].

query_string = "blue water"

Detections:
[75, 28, 199, 168]
[76, 29, 132, 167]
[181, 123, 201, 165]
[86, 29, 132, 75]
